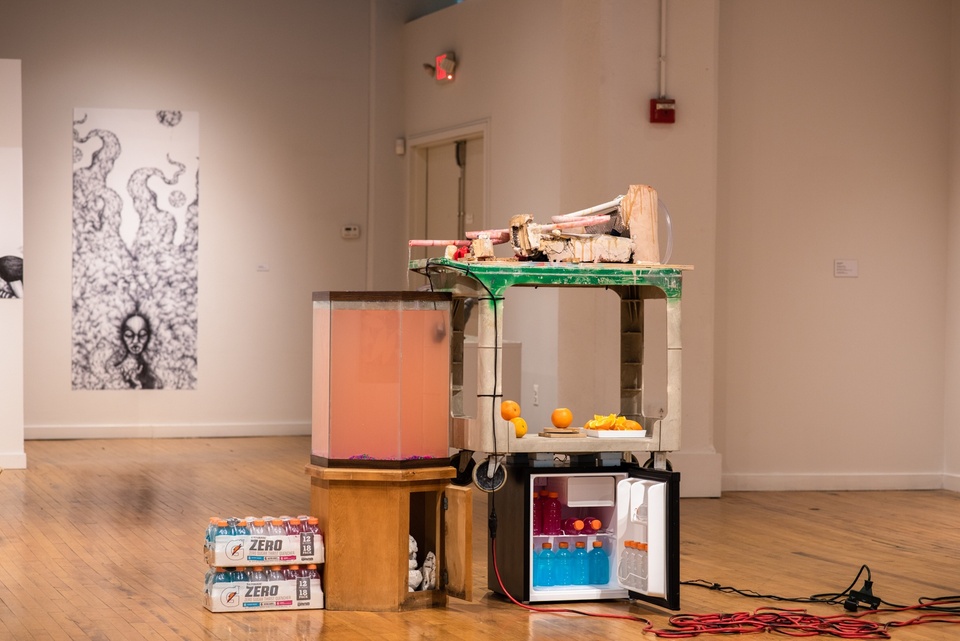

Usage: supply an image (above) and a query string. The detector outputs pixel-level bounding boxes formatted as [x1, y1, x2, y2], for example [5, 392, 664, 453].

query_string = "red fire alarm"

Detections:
[650, 98, 676, 124]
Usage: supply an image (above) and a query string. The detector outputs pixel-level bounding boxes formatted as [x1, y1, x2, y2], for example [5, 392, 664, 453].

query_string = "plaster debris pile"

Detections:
[409, 184, 670, 265]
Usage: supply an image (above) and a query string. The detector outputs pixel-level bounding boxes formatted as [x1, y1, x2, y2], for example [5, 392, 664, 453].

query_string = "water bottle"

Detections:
[580, 516, 602, 535]
[303, 564, 320, 580]
[247, 566, 267, 582]
[304, 517, 321, 534]
[216, 519, 231, 537]
[532, 489, 542, 535]
[212, 567, 231, 583]
[231, 567, 249, 582]
[267, 566, 286, 581]
[634, 542, 648, 592]
[286, 518, 304, 535]
[542, 492, 563, 535]
[533, 542, 555, 587]
[562, 518, 584, 535]
[618, 540, 635, 586]
[284, 565, 301, 580]
[554, 541, 572, 586]
[267, 518, 286, 536]
[206, 517, 220, 546]
[235, 519, 250, 535]
[589, 540, 609, 584]
[572, 541, 590, 585]
[249, 519, 267, 535]
[531, 543, 541, 586]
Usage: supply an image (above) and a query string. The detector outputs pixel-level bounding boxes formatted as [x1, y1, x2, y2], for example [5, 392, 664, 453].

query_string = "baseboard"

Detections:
[722, 472, 944, 492]
[663, 449, 722, 498]
[943, 473, 960, 492]
[24, 422, 311, 440]
[0, 450, 27, 469]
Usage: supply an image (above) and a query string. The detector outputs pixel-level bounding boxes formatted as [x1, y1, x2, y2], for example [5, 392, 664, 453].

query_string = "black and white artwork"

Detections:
[72, 108, 199, 390]
[0, 147, 23, 299]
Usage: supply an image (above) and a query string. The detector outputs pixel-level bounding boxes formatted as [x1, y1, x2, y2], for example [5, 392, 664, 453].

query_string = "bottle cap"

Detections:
[586, 518, 601, 530]
[548, 491, 559, 498]
[290, 518, 301, 526]
[592, 541, 604, 548]
[306, 564, 317, 570]
[575, 541, 586, 548]
[559, 541, 569, 549]
[271, 519, 283, 526]
[238, 520, 247, 527]
[571, 519, 584, 531]
[289, 565, 300, 570]
[542, 542, 553, 550]
[307, 517, 319, 524]
[217, 520, 228, 527]
[253, 519, 265, 527]
[253, 566, 265, 571]
[271, 565, 282, 570]
[637, 542, 648, 551]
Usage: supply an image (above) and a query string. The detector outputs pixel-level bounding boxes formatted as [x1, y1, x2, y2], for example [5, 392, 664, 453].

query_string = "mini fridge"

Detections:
[488, 457, 680, 610]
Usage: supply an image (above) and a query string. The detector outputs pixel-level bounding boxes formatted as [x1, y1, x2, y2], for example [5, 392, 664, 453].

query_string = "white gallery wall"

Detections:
[0, 59, 25, 468]
[944, 3, 960, 491]
[717, 0, 954, 490]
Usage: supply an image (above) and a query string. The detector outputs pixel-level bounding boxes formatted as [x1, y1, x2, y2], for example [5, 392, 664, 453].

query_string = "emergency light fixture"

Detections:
[423, 52, 456, 83]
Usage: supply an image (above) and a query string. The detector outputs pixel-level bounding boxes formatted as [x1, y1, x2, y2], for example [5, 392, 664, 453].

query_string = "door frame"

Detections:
[406, 119, 490, 260]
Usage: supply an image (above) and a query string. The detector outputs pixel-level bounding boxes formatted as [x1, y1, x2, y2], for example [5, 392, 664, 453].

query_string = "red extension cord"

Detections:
[490, 540, 960, 638]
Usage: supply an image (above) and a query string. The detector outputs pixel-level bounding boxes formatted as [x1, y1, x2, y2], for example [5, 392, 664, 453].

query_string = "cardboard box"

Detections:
[204, 533, 324, 567]
[204, 578, 324, 612]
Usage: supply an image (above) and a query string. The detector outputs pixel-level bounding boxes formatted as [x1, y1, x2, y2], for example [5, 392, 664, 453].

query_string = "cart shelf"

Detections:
[410, 258, 691, 457]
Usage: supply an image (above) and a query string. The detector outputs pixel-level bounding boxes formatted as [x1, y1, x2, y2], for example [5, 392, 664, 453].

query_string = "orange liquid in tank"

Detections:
[326, 307, 449, 461]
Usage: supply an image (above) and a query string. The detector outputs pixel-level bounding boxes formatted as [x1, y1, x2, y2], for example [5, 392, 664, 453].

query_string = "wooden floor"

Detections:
[2, 436, 959, 640]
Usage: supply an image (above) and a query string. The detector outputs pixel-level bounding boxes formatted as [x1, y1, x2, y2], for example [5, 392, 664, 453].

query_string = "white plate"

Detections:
[584, 429, 648, 438]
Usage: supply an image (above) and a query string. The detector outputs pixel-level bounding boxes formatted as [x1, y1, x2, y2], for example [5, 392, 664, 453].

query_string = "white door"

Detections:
[410, 136, 484, 261]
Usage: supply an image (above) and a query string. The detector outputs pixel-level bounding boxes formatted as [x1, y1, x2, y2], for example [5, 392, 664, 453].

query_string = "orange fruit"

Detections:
[510, 416, 528, 438]
[551, 407, 573, 428]
[593, 413, 617, 430]
[500, 400, 521, 421]
[623, 419, 642, 431]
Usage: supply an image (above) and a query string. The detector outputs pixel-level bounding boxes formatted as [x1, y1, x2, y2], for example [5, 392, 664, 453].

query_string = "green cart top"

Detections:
[409, 257, 690, 298]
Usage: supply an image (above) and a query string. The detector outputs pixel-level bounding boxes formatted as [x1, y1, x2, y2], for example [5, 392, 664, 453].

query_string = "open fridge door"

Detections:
[615, 467, 680, 610]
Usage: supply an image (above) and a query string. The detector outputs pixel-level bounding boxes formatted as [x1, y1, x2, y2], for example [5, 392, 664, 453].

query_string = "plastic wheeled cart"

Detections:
[408, 258, 690, 482]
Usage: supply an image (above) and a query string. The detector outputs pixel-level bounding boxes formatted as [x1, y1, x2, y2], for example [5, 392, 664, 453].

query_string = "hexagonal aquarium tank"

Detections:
[311, 291, 452, 468]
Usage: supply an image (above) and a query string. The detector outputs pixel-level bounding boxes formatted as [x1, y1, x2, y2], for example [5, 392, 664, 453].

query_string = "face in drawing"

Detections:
[122, 314, 151, 356]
